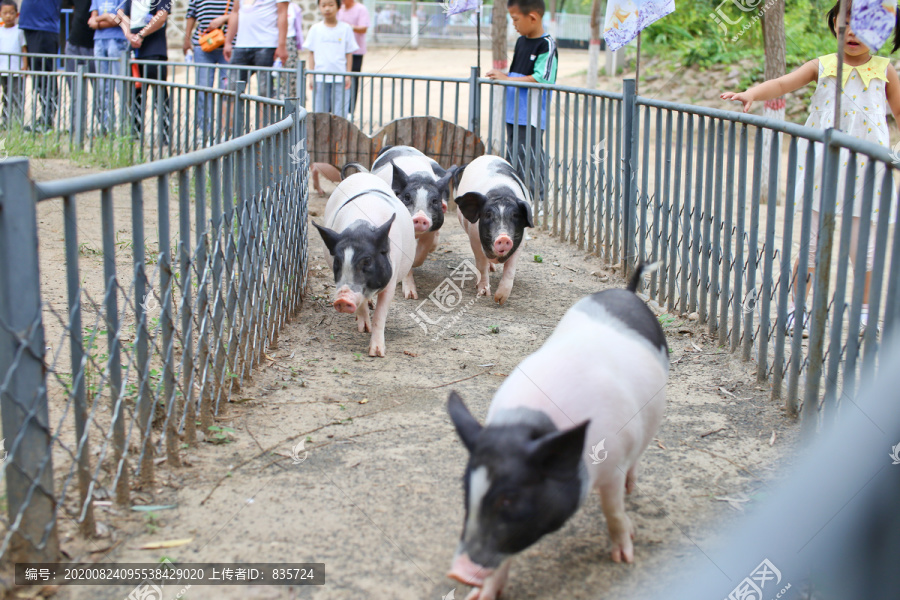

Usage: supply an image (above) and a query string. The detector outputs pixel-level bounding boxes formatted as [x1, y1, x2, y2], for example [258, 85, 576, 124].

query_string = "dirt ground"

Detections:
[6, 48, 809, 599]
[25, 158, 803, 599]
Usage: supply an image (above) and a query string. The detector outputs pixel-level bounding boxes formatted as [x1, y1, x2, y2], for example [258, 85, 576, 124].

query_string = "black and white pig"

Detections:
[370, 145, 457, 300]
[454, 155, 533, 305]
[312, 173, 416, 357]
[446, 264, 668, 600]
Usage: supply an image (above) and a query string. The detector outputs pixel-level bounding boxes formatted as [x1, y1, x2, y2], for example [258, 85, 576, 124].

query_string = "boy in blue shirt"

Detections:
[487, 0, 558, 204]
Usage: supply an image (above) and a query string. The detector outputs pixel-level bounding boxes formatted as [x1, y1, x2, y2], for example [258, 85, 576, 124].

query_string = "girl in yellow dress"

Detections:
[721, 1, 900, 335]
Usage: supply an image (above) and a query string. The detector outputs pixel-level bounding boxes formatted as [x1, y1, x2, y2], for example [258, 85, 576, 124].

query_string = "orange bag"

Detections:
[197, 0, 231, 53]
[198, 28, 226, 52]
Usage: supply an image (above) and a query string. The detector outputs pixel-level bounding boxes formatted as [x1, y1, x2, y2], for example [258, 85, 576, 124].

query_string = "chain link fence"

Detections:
[0, 69, 309, 563]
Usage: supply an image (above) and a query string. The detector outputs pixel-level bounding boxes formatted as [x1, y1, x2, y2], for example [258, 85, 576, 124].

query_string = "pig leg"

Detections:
[598, 475, 635, 563]
[463, 561, 511, 600]
[368, 284, 396, 357]
[355, 302, 372, 333]
[465, 234, 491, 297]
[493, 248, 521, 305]
[412, 236, 432, 269]
[402, 271, 418, 300]
[625, 464, 638, 495]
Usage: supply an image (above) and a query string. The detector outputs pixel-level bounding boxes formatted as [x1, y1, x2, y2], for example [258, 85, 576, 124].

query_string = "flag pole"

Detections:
[477, 3, 482, 74]
[635, 31, 641, 96]
[833, 0, 847, 129]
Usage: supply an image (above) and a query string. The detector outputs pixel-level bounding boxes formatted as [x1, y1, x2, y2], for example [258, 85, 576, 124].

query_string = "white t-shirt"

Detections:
[0, 25, 26, 73]
[235, 0, 288, 49]
[302, 21, 358, 83]
[287, 2, 298, 39]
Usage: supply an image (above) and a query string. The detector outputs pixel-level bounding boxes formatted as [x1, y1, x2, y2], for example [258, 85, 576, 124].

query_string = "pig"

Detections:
[368, 146, 458, 300]
[446, 263, 668, 600]
[454, 155, 534, 305]
[312, 173, 416, 357]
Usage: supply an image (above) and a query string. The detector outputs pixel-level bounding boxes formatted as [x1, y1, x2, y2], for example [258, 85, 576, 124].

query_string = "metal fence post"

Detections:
[803, 128, 840, 437]
[468, 66, 480, 135]
[622, 78, 637, 279]
[0, 158, 60, 562]
[121, 52, 131, 146]
[298, 60, 306, 107]
[73, 65, 86, 150]
[234, 80, 246, 139]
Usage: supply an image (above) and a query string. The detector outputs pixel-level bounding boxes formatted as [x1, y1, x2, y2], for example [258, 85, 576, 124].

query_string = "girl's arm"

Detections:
[885, 63, 900, 128]
[345, 52, 352, 89]
[721, 59, 819, 113]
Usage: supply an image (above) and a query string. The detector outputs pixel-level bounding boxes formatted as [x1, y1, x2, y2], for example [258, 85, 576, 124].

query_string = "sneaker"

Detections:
[858, 310, 881, 337]
[785, 309, 809, 338]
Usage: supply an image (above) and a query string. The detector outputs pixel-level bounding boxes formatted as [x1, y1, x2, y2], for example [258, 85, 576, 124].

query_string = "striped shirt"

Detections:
[506, 33, 558, 129]
[186, 0, 232, 47]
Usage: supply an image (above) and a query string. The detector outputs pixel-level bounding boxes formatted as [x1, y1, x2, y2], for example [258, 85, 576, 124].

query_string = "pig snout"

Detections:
[412, 211, 432, 233]
[448, 552, 493, 588]
[333, 287, 363, 314]
[492, 234, 513, 256]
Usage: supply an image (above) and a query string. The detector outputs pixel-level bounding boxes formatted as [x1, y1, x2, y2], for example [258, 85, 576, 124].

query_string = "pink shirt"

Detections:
[338, 1, 370, 55]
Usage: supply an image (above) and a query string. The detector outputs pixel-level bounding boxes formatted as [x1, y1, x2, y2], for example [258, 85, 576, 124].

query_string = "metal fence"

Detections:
[474, 77, 898, 436]
[0, 68, 309, 563]
[2, 53, 899, 565]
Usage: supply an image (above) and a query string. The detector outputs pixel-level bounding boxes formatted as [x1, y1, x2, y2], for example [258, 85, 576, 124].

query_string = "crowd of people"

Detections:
[0, 0, 371, 136]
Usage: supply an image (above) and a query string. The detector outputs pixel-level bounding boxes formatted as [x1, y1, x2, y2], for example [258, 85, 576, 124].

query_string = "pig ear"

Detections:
[373, 213, 396, 255]
[455, 192, 486, 223]
[453, 162, 468, 187]
[448, 391, 482, 453]
[390, 161, 408, 196]
[527, 421, 589, 476]
[312, 221, 341, 255]
[518, 199, 535, 228]
[437, 165, 458, 192]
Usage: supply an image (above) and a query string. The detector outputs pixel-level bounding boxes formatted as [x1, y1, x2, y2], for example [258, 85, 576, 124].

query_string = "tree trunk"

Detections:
[490, 0, 508, 154]
[411, 0, 419, 49]
[760, 0, 786, 204]
[587, 0, 602, 88]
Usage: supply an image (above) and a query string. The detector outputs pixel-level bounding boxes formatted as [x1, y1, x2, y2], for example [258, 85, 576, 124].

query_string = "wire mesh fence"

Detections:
[1, 53, 899, 567]
[0, 73, 309, 563]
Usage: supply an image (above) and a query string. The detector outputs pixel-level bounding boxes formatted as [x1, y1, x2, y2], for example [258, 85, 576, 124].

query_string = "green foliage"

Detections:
[641, 0, 842, 77]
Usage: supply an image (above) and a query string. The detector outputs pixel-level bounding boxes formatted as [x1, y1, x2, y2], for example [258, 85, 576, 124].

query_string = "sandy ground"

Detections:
[23, 156, 803, 600]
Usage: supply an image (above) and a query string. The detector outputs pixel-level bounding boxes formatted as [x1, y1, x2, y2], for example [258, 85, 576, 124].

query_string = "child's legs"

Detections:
[332, 79, 351, 118]
[797, 210, 875, 305]
[847, 215, 876, 305]
[11, 77, 24, 122]
[1, 76, 9, 122]
[312, 81, 329, 113]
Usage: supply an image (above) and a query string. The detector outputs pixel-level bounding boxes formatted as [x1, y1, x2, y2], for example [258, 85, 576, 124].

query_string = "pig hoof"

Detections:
[611, 541, 635, 564]
[477, 285, 491, 297]
[493, 290, 510, 305]
[404, 287, 418, 300]
[357, 318, 371, 333]
[368, 344, 386, 358]
[489, 263, 497, 272]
